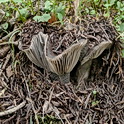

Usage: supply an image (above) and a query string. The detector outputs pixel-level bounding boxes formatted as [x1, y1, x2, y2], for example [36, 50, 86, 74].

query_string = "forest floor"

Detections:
[0, 1, 124, 124]
[0, 16, 124, 124]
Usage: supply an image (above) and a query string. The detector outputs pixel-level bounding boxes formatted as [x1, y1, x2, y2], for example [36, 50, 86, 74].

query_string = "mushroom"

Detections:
[45, 38, 87, 83]
[76, 41, 112, 83]
[19, 32, 50, 71]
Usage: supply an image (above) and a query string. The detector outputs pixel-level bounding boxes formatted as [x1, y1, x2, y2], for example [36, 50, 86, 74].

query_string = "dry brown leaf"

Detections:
[6, 65, 13, 78]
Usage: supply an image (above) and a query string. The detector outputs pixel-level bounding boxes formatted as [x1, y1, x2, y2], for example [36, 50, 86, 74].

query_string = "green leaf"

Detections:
[117, 1, 121, 9]
[93, 90, 97, 95]
[92, 101, 99, 107]
[57, 13, 63, 24]
[119, 23, 124, 32]
[56, 3, 65, 13]
[6, 12, 10, 17]
[120, 7, 124, 12]
[104, 12, 110, 17]
[1, 22, 8, 30]
[19, 8, 29, 17]
[110, 0, 116, 5]
[122, 49, 124, 57]
[16, 8, 29, 21]
[42, 14, 51, 22]
[13, 0, 22, 3]
[44, 1, 52, 11]
[106, 3, 111, 7]
[94, 0, 99, 5]
[33, 16, 44, 22]
[0, 0, 9, 3]
[94, 0, 99, 3]
[33, 14, 51, 22]
[90, 10, 96, 15]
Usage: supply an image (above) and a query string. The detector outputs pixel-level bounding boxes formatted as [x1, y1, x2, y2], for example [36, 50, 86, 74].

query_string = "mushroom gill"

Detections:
[19, 32, 50, 71]
[45, 39, 87, 83]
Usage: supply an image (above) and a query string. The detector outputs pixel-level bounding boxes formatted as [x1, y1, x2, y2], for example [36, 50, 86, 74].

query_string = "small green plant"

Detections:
[0, 0, 36, 22]
[37, 115, 61, 124]
[33, 14, 51, 23]
[33, 0, 66, 24]
[78, 0, 124, 57]
[92, 90, 99, 107]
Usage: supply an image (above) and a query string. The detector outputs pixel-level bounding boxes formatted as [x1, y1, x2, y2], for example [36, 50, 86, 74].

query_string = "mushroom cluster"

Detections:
[19, 30, 87, 83]
[19, 19, 114, 84]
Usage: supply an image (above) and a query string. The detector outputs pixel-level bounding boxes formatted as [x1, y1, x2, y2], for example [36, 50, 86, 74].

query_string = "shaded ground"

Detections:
[0, 18, 124, 124]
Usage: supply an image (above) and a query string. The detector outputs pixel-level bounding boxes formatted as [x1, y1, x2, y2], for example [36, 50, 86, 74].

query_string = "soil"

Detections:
[0, 17, 124, 124]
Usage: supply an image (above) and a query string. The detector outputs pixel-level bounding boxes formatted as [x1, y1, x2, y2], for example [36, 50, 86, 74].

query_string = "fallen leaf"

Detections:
[6, 65, 13, 78]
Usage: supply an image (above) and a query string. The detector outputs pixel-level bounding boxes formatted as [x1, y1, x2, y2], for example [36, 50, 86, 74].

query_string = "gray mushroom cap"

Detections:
[81, 41, 112, 65]
[45, 39, 87, 75]
[76, 41, 112, 83]
[19, 32, 50, 71]
[45, 38, 87, 83]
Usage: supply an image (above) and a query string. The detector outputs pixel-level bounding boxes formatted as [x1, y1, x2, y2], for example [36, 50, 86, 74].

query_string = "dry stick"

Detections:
[0, 41, 18, 46]
[2, 54, 11, 70]
[0, 101, 26, 117]
[84, 93, 92, 109]
[3, 114, 16, 123]
[100, 25, 110, 41]
[0, 28, 20, 43]
[86, 35, 100, 43]
[64, 115, 70, 124]
[48, 87, 65, 124]
[116, 100, 124, 105]
[52, 107, 65, 124]
[55, 36, 65, 51]
[25, 81, 39, 124]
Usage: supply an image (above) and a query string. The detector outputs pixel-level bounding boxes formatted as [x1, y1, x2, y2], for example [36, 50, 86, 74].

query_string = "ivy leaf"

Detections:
[104, 4, 112, 8]
[19, 8, 29, 17]
[56, 3, 65, 13]
[57, 13, 63, 24]
[33, 16, 44, 22]
[42, 14, 51, 22]
[117, 1, 121, 9]
[90, 10, 96, 15]
[110, 0, 116, 6]
[119, 23, 124, 32]
[33, 14, 51, 22]
[44, 1, 52, 11]
[16, 8, 29, 22]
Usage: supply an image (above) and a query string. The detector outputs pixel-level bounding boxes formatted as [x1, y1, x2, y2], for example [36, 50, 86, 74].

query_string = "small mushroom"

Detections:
[76, 41, 112, 83]
[45, 39, 87, 83]
[81, 41, 112, 65]
[19, 32, 50, 71]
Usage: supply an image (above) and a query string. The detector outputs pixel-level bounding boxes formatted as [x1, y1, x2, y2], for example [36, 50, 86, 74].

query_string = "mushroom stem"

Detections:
[59, 73, 70, 83]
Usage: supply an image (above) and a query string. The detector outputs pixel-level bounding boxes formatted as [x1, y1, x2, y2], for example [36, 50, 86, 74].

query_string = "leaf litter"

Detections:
[0, 17, 124, 124]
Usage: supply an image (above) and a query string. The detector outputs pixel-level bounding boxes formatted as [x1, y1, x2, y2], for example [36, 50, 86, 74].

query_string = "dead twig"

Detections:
[0, 41, 18, 46]
[0, 101, 26, 117]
